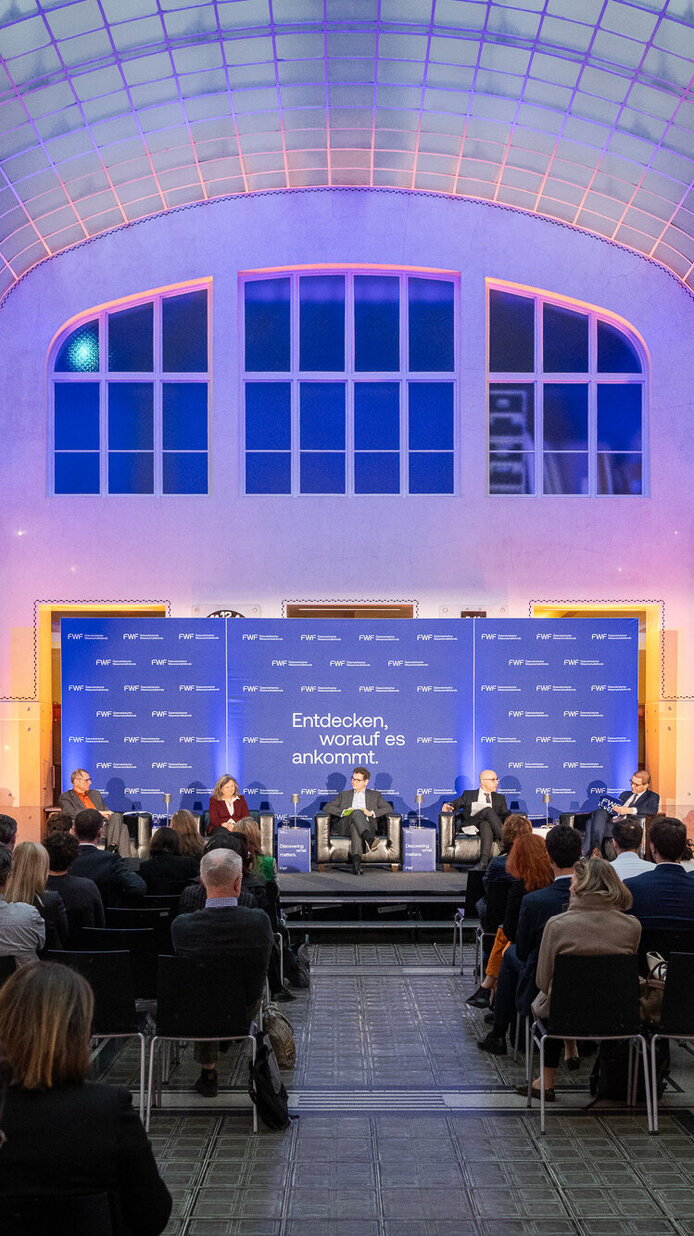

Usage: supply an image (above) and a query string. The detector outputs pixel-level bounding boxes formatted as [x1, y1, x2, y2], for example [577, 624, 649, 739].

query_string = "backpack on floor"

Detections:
[263, 1002, 296, 1069]
[248, 1029, 291, 1129]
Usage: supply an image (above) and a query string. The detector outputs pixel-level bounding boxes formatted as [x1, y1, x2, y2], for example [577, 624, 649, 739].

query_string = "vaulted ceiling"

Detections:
[1, 0, 693, 297]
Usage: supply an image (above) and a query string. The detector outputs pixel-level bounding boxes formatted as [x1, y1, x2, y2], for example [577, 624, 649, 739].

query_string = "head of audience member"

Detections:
[649, 817, 688, 864]
[0, 961, 93, 1090]
[4, 841, 49, 906]
[570, 856, 633, 912]
[43, 831, 80, 874]
[0, 815, 17, 851]
[199, 848, 243, 900]
[43, 812, 73, 838]
[506, 833, 553, 892]
[0, 845, 12, 894]
[73, 808, 103, 844]
[149, 827, 181, 858]
[171, 810, 205, 857]
[211, 774, 240, 801]
[612, 818, 644, 855]
[545, 824, 583, 874]
[232, 816, 264, 859]
[500, 813, 532, 853]
[205, 829, 251, 873]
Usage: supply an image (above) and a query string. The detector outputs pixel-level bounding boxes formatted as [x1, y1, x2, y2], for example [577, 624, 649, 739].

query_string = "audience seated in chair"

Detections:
[44, 831, 104, 948]
[69, 810, 146, 909]
[466, 814, 533, 1008]
[0, 846, 45, 969]
[138, 827, 200, 896]
[170, 810, 205, 861]
[610, 818, 654, 880]
[0, 814, 17, 851]
[625, 817, 694, 928]
[4, 841, 67, 953]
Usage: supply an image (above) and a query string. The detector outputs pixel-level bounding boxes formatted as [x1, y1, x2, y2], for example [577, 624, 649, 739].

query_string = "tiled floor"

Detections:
[107, 939, 694, 1234]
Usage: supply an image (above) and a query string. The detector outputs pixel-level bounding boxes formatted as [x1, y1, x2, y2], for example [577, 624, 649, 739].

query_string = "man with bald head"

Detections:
[442, 770, 510, 870]
[171, 848, 274, 1097]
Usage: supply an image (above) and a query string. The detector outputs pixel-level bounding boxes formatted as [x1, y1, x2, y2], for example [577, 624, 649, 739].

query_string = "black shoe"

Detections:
[466, 985, 491, 1008]
[351, 856, 362, 875]
[368, 836, 380, 852]
[273, 986, 297, 1003]
[516, 1082, 555, 1102]
[477, 1032, 506, 1055]
[484, 1012, 495, 1024]
[194, 1069, 218, 1098]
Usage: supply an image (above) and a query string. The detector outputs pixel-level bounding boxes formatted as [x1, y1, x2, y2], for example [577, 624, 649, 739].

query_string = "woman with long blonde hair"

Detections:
[4, 841, 67, 951]
[207, 774, 250, 831]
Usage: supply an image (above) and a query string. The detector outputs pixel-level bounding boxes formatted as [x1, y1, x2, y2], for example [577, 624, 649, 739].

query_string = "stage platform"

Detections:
[280, 868, 475, 934]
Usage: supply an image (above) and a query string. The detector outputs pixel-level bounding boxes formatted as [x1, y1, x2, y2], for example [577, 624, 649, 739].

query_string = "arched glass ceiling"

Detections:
[1, 0, 693, 297]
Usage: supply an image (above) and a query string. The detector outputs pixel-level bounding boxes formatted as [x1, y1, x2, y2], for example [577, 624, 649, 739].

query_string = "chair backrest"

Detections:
[640, 923, 694, 967]
[79, 927, 158, 999]
[483, 878, 512, 931]
[660, 952, 694, 1035]
[105, 905, 172, 952]
[155, 954, 251, 1038]
[0, 954, 16, 986]
[142, 893, 180, 916]
[546, 953, 641, 1037]
[44, 949, 138, 1036]
[463, 869, 486, 917]
[5, 1192, 113, 1236]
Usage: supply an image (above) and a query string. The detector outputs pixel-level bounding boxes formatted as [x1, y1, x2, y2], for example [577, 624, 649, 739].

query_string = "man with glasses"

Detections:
[442, 770, 510, 870]
[581, 769, 659, 857]
[59, 769, 130, 857]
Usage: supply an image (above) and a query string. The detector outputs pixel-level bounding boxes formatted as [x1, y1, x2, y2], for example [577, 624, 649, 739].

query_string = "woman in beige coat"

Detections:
[522, 857, 641, 1101]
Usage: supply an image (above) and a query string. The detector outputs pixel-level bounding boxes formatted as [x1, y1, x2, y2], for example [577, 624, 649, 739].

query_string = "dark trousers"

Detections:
[582, 807, 613, 856]
[474, 806, 505, 866]
[492, 943, 524, 1036]
[335, 810, 374, 858]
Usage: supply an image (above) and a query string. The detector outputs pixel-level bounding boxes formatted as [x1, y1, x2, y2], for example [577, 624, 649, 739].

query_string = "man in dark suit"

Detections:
[477, 824, 583, 1055]
[442, 770, 510, 870]
[582, 768, 659, 856]
[172, 848, 274, 1097]
[324, 766, 392, 874]
[58, 768, 131, 857]
[625, 816, 694, 927]
[69, 809, 145, 908]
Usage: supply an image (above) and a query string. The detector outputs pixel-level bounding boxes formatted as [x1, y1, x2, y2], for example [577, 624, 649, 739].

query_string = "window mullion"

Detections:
[100, 312, 108, 495]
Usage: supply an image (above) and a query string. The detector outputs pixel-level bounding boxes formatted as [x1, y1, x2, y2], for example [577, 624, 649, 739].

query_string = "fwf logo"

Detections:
[96, 710, 111, 718]
[178, 633, 194, 640]
[536, 737, 551, 744]
[563, 659, 579, 666]
[243, 633, 259, 640]
[388, 660, 404, 667]
[96, 659, 111, 666]
[68, 685, 84, 691]
[359, 686, 375, 692]
[329, 660, 346, 667]
[359, 634, 374, 641]
[179, 737, 195, 744]
[152, 762, 168, 769]
[591, 685, 607, 692]
[592, 633, 607, 640]
[67, 633, 83, 640]
[564, 710, 578, 717]
[151, 658, 167, 666]
[300, 634, 316, 641]
[416, 686, 433, 693]
[124, 685, 139, 692]
[563, 762, 579, 768]
[508, 710, 524, 717]
[536, 685, 552, 692]
[152, 710, 167, 718]
[509, 761, 524, 769]
[481, 685, 496, 692]
[123, 634, 139, 640]
[243, 737, 259, 744]
[96, 762, 112, 769]
[416, 737, 433, 744]
[179, 685, 195, 692]
[508, 658, 524, 666]
[416, 634, 433, 641]
[536, 633, 552, 641]
[590, 736, 607, 743]
[301, 686, 317, 693]
[272, 659, 288, 667]
[481, 633, 496, 640]
[243, 685, 259, 692]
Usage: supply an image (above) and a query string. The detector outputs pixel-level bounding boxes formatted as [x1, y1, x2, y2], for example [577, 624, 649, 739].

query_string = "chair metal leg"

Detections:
[138, 1033, 146, 1122]
[638, 1035, 654, 1133]
[526, 1020, 537, 1108]
[651, 1033, 660, 1134]
[250, 1032, 258, 1134]
[539, 1037, 546, 1134]
[145, 1037, 158, 1132]
[524, 1018, 530, 1083]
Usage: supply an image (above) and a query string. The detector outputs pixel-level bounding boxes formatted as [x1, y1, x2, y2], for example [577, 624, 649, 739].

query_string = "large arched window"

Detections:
[50, 284, 210, 495]
[242, 268, 457, 496]
[488, 284, 647, 496]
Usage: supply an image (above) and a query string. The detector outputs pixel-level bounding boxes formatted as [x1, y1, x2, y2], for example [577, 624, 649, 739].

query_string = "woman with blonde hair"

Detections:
[0, 962, 171, 1233]
[207, 774, 250, 831]
[170, 809, 205, 859]
[4, 841, 67, 951]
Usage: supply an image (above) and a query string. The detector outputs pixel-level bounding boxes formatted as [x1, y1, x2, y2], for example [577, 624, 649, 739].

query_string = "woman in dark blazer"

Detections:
[138, 827, 199, 895]
[0, 962, 171, 1236]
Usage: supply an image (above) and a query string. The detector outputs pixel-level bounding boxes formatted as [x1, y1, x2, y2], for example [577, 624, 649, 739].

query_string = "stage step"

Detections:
[285, 918, 454, 932]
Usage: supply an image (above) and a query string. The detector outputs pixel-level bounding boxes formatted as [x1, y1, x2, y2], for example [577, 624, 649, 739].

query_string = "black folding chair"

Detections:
[639, 923, 694, 972]
[5, 1192, 112, 1236]
[105, 906, 173, 953]
[0, 954, 16, 985]
[79, 927, 158, 1000]
[527, 953, 652, 1133]
[142, 894, 181, 916]
[45, 949, 146, 1118]
[146, 954, 258, 1133]
[651, 952, 694, 1132]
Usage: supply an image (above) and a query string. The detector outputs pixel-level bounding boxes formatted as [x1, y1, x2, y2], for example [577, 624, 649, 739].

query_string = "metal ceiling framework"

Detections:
[1, 0, 693, 298]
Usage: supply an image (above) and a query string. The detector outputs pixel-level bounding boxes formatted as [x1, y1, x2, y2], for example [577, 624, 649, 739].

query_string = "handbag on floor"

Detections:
[248, 1029, 291, 1129]
[639, 951, 667, 1030]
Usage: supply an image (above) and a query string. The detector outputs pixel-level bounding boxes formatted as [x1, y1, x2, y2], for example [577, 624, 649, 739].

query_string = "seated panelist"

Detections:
[58, 768, 130, 857]
[582, 768, 659, 857]
[208, 774, 250, 831]
[324, 766, 391, 876]
[442, 770, 510, 870]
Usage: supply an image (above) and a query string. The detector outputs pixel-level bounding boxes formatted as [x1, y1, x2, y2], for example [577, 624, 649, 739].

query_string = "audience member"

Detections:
[171, 809, 205, 860]
[0, 846, 45, 967]
[43, 811, 74, 836]
[520, 857, 640, 1101]
[232, 816, 278, 884]
[483, 814, 533, 892]
[44, 831, 105, 946]
[138, 827, 200, 895]
[0, 813, 17, 851]
[4, 841, 67, 951]
[625, 816, 694, 927]
[610, 818, 654, 880]
[70, 809, 145, 908]
[0, 961, 172, 1234]
[178, 831, 263, 913]
[172, 848, 274, 1098]
[477, 824, 582, 1055]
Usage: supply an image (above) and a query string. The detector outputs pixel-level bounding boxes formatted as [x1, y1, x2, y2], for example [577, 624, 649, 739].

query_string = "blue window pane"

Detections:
[543, 304, 588, 372]
[409, 452, 454, 494]
[354, 276, 399, 371]
[54, 320, 99, 372]
[245, 382, 291, 450]
[408, 382, 454, 450]
[489, 384, 534, 449]
[489, 452, 535, 495]
[162, 291, 207, 372]
[163, 452, 208, 494]
[354, 382, 399, 449]
[597, 453, 642, 495]
[54, 452, 99, 494]
[408, 278, 454, 372]
[489, 290, 534, 373]
[355, 453, 399, 494]
[543, 384, 588, 450]
[108, 302, 153, 372]
[300, 276, 345, 371]
[108, 383, 153, 450]
[54, 383, 100, 450]
[108, 451, 154, 494]
[246, 452, 291, 494]
[163, 383, 208, 450]
[543, 452, 588, 495]
[300, 383, 345, 449]
[597, 319, 641, 373]
[597, 384, 641, 451]
[300, 452, 345, 493]
[245, 278, 290, 371]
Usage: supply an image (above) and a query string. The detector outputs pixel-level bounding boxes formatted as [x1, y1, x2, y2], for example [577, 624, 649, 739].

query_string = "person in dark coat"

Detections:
[69, 810, 145, 908]
[625, 816, 694, 927]
[138, 827, 200, 896]
[44, 831, 104, 948]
